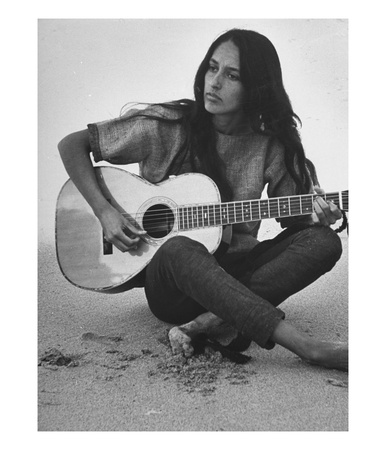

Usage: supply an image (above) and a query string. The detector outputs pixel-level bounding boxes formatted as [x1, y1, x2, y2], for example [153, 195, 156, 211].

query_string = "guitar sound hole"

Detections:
[142, 204, 175, 239]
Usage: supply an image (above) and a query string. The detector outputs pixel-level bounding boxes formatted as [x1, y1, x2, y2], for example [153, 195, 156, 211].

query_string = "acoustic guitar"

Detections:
[55, 167, 348, 293]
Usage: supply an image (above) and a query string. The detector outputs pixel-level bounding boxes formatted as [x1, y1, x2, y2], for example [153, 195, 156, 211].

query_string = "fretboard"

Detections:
[178, 190, 348, 231]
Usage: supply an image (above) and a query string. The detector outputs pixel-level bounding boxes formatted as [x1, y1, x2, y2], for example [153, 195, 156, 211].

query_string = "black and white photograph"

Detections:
[37, 17, 351, 432]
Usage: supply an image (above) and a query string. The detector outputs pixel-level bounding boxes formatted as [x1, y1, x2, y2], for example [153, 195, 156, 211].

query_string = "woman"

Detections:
[58, 29, 348, 371]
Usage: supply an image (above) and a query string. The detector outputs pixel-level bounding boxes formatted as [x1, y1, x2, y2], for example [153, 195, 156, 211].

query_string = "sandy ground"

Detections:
[38, 230, 348, 432]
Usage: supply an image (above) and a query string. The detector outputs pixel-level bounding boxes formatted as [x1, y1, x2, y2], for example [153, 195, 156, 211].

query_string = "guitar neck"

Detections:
[178, 190, 348, 231]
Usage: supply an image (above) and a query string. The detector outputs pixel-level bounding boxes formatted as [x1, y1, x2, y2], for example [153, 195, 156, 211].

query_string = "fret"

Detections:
[186, 206, 192, 229]
[184, 207, 188, 229]
[203, 205, 208, 226]
[228, 202, 235, 224]
[190, 206, 195, 228]
[191, 206, 196, 228]
[211, 204, 217, 226]
[190, 206, 194, 228]
[214, 204, 219, 225]
[184, 206, 189, 229]
[208, 205, 214, 226]
[180, 208, 185, 230]
[300, 195, 313, 214]
[197, 205, 203, 228]
[208, 204, 214, 225]
[289, 196, 301, 215]
[278, 197, 290, 217]
[251, 200, 260, 220]
[205, 205, 210, 226]
[260, 199, 269, 218]
[177, 208, 183, 230]
[214, 204, 221, 225]
[268, 198, 279, 218]
[221, 204, 229, 224]
[181, 207, 186, 230]
[234, 202, 243, 222]
[209, 205, 213, 225]
[242, 201, 252, 221]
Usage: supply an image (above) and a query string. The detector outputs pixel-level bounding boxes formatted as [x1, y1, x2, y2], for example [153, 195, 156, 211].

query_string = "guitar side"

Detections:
[55, 167, 223, 292]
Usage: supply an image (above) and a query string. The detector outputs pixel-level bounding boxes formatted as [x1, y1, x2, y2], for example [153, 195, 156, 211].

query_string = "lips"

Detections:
[206, 92, 222, 101]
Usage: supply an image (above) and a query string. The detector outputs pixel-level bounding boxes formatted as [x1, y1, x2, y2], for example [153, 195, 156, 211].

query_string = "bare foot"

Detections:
[168, 326, 195, 358]
[272, 320, 348, 372]
[305, 341, 348, 372]
[168, 312, 224, 358]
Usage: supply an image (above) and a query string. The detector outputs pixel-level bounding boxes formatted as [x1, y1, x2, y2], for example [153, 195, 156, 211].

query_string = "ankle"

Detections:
[179, 321, 200, 338]
[271, 320, 314, 359]
[299, 340, 324, 364]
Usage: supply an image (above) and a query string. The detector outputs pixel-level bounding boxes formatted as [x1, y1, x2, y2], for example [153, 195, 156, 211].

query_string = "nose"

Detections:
[211, 72, 222, 90]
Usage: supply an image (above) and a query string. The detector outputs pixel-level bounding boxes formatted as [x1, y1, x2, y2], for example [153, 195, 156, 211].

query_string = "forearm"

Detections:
[58, 129, 111, 217]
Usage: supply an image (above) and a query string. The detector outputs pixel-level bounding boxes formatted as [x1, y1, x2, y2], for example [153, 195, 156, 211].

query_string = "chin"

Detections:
[204, 101, 221, 115]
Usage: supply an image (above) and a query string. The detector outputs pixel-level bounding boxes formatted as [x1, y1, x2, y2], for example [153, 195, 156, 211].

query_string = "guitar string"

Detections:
[119, 193, 346, 216]
[120, 206, 328, 231]
[119, 192, 347, 225]
[120, 198, 347, 219]
[121, 202, 349, 231]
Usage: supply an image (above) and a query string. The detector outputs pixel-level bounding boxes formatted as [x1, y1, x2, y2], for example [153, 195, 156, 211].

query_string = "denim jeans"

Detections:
[144, 225, 343, 349]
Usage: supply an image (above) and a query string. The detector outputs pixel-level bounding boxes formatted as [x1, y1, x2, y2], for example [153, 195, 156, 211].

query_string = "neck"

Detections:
[212, 112, 251, 135]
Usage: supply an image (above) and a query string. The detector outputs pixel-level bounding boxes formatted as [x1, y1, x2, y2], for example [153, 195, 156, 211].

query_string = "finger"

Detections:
[314, 197, 342, 226]
[313, 186, 325, 195]
[313, 199, 330, 226]
[311, 211, 320, 225]
[106, 229, 142, 253]
[120, 223, 146, 248]
[123, 235, 142, 252]
[122, 221, 147, 236]
[316, 197, 342, 224]
[120, 241, 141, 253]
[327, 201, 343, 219]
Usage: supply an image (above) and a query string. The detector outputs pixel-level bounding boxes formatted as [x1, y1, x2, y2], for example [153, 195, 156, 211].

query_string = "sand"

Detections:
[38, 234, 348, 432]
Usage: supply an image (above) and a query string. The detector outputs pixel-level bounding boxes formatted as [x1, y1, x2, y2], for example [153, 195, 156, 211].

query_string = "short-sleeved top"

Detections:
[88, 104, 305, 253]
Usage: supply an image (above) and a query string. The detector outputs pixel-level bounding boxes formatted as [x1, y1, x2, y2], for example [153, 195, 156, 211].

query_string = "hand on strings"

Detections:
[311, 186, 343, 227]
[97, 203, 146, 252]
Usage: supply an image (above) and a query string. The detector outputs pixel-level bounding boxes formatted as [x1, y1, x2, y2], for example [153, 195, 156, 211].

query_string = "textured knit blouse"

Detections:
[88, 105, 305, 253]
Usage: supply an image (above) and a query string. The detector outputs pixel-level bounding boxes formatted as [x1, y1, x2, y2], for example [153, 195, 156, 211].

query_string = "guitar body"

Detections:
[55, 167, 223, 292]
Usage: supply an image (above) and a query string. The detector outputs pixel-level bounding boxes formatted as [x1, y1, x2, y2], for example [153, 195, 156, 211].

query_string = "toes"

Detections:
[181, 342, 194, 358]
[168, 327, 194, 358]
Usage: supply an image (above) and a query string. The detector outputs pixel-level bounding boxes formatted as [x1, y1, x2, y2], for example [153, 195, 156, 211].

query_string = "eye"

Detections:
[228, 73, 240, 81]
[208, 64, 218, 73]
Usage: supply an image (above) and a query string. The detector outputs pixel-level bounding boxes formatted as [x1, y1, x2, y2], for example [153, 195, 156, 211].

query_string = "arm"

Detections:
[58, 129, 145, 252]
[270, 154, 341, 229]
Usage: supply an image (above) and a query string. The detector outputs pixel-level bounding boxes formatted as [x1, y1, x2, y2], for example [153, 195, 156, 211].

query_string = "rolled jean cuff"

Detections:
[241, 306, 285, 350]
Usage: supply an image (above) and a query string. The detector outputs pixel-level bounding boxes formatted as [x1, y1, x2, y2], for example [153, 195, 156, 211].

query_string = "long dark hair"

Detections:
[124, 28, 312, 199]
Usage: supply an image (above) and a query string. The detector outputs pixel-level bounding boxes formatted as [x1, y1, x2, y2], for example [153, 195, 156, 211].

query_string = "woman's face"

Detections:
[204, 40, 246, 127]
